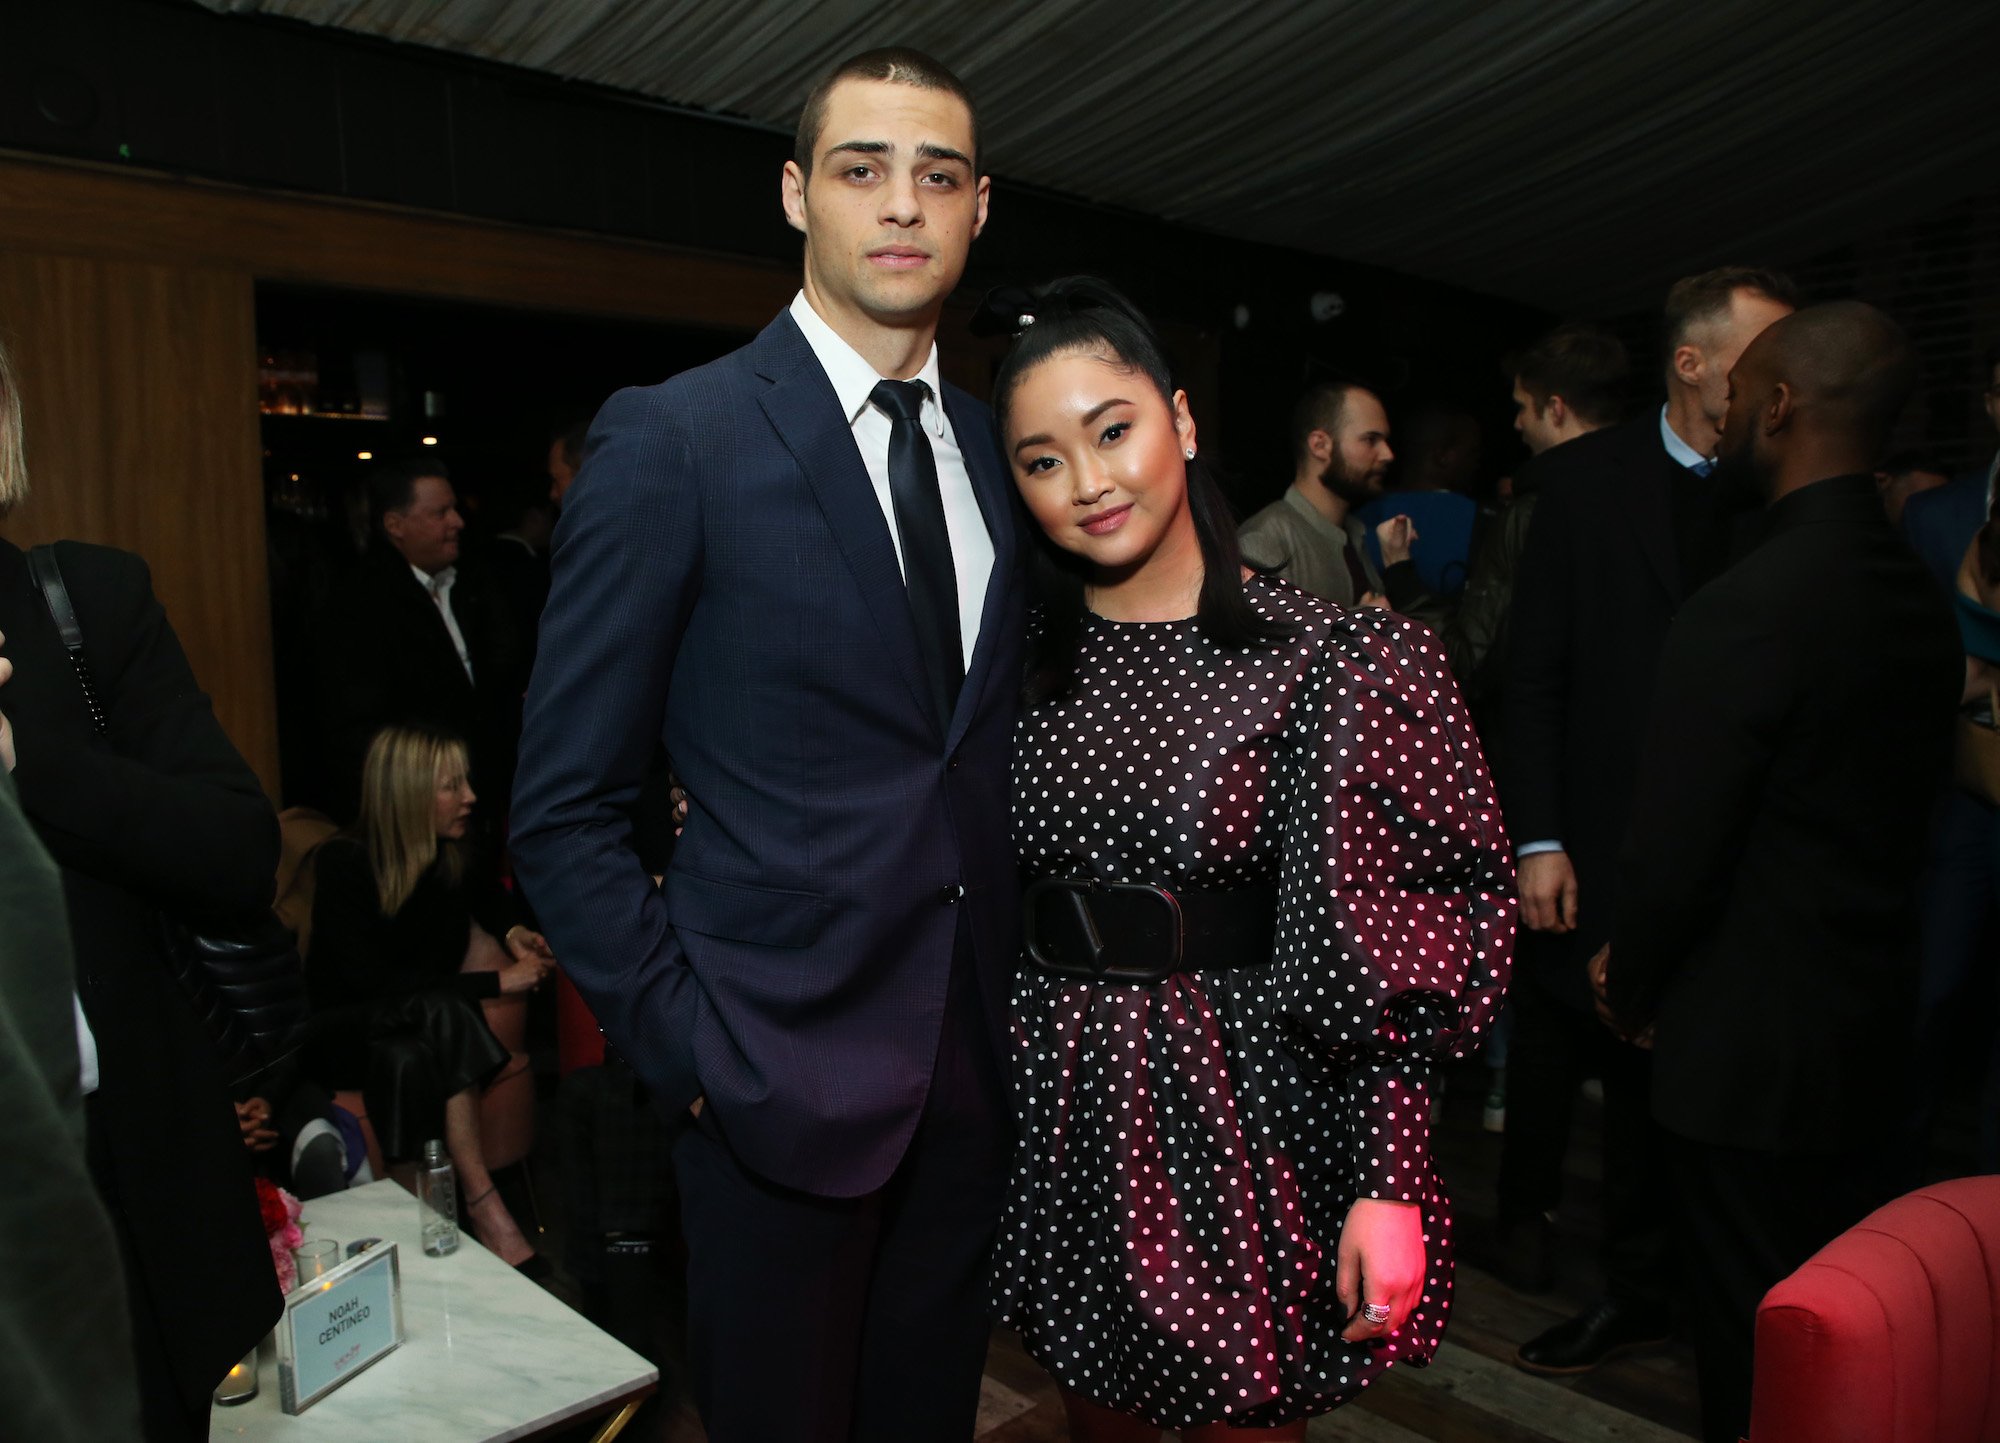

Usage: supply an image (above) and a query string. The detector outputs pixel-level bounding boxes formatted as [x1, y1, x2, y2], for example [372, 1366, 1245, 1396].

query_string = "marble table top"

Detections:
[213, 1180, 657, 1442]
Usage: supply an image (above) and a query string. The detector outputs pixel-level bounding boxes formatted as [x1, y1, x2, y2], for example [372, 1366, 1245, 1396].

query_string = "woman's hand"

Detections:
[0, 634, 16, 773]
[503, 925, 556, 967]
[1337, 1197, 1427, 1343]
[496, 956, 549, 996]
[235, 1097, 279, 1153]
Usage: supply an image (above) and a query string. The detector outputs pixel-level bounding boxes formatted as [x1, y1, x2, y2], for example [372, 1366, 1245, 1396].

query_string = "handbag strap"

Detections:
[25, 545, 110, 736]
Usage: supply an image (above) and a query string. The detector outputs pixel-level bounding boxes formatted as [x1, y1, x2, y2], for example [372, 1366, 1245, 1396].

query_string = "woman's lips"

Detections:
[1080, 504, 1133, 536]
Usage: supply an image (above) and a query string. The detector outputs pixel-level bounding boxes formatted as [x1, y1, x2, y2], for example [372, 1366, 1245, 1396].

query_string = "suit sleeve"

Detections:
[1606, 588, 1790, 1027]
[508, 386, 705, 1115]
[1502, 487, 1574, 846]
[10, 549, 278, 919]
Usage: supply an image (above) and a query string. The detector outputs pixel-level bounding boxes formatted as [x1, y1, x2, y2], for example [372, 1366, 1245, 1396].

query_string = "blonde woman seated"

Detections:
[304, 724, 553, 1268]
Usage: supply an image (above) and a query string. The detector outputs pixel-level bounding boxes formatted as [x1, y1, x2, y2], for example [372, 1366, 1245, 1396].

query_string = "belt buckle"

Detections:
[1023, 877, 1184, 984]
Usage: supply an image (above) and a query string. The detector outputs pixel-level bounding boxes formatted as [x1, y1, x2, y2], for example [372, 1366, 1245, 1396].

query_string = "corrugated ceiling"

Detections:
[188, 0, 2000, 314]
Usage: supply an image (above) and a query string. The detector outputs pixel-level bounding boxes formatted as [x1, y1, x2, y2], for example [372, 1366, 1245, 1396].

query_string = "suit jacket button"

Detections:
[947, 754, 961, 771]
[940, 884, 963, 905]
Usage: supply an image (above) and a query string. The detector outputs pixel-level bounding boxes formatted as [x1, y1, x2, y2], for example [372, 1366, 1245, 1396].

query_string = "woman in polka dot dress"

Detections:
[987, 278, 1515, 1441]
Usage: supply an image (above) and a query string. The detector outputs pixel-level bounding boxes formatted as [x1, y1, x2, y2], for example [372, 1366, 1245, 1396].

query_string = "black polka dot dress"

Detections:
[992, 576, 1515, 1429]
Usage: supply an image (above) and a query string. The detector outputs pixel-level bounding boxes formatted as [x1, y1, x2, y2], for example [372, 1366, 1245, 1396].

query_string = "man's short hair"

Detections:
[1289, 380, 1367, 466]
[1662, 266, 1802, 360]
[794, 48, 979, 179]
[1505, 323, 1632, 428]
[555, 421, 590, 473]
[367, 458, 451, 532]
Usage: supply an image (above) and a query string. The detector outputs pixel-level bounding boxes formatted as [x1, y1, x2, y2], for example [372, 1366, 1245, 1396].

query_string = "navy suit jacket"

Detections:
[1901, 464, 1990, 591]
[511, 310, 1026, 1197]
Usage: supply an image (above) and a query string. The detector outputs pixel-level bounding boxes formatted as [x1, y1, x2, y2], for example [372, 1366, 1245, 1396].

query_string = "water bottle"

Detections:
[418, 1139, 459, 1257]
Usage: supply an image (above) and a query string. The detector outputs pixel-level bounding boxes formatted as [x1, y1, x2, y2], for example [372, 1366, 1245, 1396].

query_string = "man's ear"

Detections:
[1309, 428, 1334, 462]
[1671, 343, 1705, 391]
[971, 173, 991, 241]
[1765, 381, 1796, 436]
[781, 160, 809, 237]
[1546, 395, 1569, 429]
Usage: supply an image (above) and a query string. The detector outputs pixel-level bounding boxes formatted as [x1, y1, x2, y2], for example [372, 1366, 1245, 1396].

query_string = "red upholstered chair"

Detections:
[1747, 1176, 2000, 1443]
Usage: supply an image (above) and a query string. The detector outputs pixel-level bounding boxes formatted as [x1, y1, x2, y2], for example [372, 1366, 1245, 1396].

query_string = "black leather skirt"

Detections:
[361, 989, 511, 1163]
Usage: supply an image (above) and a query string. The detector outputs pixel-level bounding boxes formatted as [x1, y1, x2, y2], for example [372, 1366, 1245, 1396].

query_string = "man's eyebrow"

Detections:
[916, 142, 973, 168]
[823, 139, 889, 160]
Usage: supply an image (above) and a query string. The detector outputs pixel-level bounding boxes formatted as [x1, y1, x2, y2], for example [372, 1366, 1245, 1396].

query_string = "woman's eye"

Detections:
[1023, 456, 1058, 474]
[1101, 422, 1130, 444]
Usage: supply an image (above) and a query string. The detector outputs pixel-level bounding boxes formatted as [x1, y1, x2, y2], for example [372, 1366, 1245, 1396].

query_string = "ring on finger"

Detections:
[1361, 1302, 1392, 1326]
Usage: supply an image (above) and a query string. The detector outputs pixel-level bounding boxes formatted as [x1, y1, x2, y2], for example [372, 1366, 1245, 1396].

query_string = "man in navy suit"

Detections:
[511, 48, 1024, 1443]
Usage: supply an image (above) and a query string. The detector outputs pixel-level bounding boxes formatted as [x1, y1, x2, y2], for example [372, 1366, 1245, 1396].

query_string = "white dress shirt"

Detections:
[413, 563, 475, 683]
[789, 291, 995, 670]
[1658, 403, 1713, 471]
[74, 994, 99, 1096]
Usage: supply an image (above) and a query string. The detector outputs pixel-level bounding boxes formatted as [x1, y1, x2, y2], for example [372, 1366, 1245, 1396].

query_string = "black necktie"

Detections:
[871, 379, 962, 729]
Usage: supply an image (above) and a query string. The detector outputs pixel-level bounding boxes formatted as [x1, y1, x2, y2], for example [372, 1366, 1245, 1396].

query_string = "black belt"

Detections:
[1022, 876, 1277, 984]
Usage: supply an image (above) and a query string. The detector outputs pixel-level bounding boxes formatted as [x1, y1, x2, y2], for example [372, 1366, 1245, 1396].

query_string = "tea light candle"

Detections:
[213, 1350, 258, 1406]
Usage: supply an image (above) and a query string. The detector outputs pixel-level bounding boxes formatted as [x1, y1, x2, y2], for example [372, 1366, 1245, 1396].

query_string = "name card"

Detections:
[275, 1241, 405, 1413]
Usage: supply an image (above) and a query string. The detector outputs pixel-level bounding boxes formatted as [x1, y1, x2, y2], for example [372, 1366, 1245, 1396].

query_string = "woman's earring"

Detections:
[1184, 448, 1196, 460]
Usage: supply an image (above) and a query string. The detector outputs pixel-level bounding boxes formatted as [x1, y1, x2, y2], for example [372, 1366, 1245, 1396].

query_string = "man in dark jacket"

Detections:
[317, 459, 525, 821]
[1377, 323, 1630, 724]
[1600, 301, 1961, 1443]
[1499, 268, 1795, 1373]
[0, 538, 282, 1442]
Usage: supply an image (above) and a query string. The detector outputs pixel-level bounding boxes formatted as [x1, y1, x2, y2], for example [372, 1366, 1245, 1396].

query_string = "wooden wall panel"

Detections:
[0, 151, 801, 331]
[0, 253, 277, 793]
[0, 152, 1023, 802]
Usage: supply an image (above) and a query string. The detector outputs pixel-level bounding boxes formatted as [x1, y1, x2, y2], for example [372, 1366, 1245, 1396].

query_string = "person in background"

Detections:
[547, 420, 590, 509]
[1875, 449, 1951, 527]
[1901, 342, 2000, 1179]
[1360, 400, 1482, 597]
[471, 469, 556, 673]
[316, 458, 526, 822]
[1901, 340, 2000, 589]
[1500, 266, 1796, 1373]
[0, 624, 142, 1439]
[0, 338, 281, 1442]
[304, 724, 553, 1268]
[1600, 301, 1959, 1443]
[1376, 324, 1630, 727]
[1237, 380, 1397, 610]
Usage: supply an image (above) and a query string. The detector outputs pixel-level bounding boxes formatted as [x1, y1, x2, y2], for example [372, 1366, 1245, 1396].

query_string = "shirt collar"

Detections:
[789, 291, 945, 438]
[1283, 483, 1359, 542]
[412, 562, 455, 593]
[1658, 403, 1713, 471]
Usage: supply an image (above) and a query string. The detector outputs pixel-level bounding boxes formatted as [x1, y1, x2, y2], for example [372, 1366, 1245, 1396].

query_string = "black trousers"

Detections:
[1495, 968, 1672, 1311]
[672, 942, 1011, 1443]
[1668, 1130, 1892, 1443]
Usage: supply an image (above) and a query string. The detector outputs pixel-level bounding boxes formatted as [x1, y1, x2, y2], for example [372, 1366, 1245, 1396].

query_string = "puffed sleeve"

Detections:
[1273, 609, 1515, 1200]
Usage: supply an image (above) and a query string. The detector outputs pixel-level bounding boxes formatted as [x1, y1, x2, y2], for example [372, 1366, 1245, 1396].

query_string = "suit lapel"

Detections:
[943, 386, 1019, 750]
[752, 316, 938, 734]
